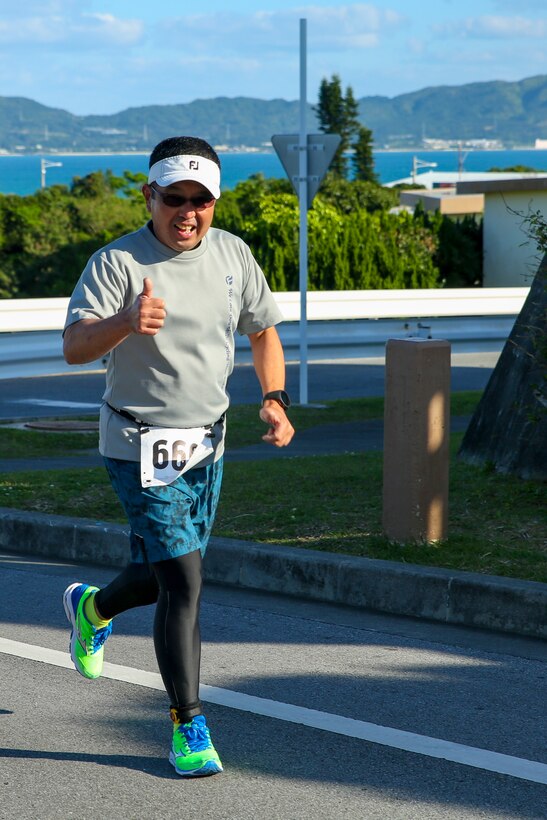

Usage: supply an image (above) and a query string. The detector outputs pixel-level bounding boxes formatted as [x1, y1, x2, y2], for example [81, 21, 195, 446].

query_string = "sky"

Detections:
[0, 0, 545, 116]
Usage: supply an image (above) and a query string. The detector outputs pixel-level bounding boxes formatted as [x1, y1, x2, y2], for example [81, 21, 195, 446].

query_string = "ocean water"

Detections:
[1, 148, 546, 196]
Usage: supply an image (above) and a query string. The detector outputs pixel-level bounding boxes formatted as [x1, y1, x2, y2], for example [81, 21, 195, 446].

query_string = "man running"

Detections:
[62, 135, 294, 776]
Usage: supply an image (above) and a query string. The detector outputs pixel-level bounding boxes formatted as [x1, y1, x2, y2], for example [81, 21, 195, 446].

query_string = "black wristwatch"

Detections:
[262, 390, 291, 410]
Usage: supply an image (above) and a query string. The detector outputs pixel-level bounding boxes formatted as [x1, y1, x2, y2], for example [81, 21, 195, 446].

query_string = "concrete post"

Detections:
[382, 338, 451, 543]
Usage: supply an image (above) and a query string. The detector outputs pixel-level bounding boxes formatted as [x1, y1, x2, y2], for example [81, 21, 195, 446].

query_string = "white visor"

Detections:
[148, 154, 221, 199]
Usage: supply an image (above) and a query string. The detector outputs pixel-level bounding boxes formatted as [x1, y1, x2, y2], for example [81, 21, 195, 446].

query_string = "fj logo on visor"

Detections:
[189, 160, 199, 169]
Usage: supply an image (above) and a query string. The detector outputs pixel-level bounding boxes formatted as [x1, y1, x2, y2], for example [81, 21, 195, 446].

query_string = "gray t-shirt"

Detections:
[65, 223, 283, 460]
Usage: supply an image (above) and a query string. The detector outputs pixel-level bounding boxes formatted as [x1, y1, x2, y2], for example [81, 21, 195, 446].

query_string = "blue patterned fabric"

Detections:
[104, 456, 223, 563]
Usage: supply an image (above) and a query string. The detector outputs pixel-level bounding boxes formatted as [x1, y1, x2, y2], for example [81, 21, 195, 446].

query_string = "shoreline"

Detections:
[0, 146, 544, 159]
[0, 148, 274, 158]
[0, 151, 150, 158]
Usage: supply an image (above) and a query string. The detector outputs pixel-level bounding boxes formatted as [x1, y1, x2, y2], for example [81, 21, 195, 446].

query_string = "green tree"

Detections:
[317, 174, 397, 213]
[414, 204, 483, 287]
[0, 171, 147, 297]
[315, 75, 380, 184]
[117, 171, 149, 204]
[0, 170, 451, 298]
[352, 125, 377, 183]
[488, 165, 543, 173]
[343, 86, 361, 148]
[315, 74, 359, 178]
[315, 75, 345, 133]
[71, 170, 120, 198]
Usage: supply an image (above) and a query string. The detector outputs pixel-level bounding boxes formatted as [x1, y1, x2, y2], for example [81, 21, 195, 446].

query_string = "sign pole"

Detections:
[271, 20, 340, 408]
[298, 18, 308, 406]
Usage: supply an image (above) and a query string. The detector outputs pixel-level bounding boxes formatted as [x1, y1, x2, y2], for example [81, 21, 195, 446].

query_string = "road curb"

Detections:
[0, 507, 545, 639]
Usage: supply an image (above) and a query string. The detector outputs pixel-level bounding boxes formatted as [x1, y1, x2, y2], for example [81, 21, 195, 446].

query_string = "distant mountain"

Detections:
[0, 75, 545, 154]
[0, 96, 310, 154]
[360, 75, 547, 148]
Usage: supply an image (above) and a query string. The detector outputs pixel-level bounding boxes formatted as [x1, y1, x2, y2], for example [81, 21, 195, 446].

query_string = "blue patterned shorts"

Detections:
[103, 456, 224, 564]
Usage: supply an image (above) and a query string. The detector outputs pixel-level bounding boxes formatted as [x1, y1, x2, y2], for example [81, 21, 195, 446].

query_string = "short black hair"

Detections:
[149, 137, 221, 169]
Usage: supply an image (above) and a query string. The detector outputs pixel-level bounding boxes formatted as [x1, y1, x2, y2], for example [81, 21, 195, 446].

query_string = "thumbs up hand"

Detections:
[130, 277, 166, 335]
[141, 277, 154, 299]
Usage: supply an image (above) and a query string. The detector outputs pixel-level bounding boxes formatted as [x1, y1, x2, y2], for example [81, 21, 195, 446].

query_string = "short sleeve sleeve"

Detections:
[236, 244, 283, 335]
[64, 251, 128, 331]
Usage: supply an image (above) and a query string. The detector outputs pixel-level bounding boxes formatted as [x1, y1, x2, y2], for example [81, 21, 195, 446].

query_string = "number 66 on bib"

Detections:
[140, 426, 214, 488]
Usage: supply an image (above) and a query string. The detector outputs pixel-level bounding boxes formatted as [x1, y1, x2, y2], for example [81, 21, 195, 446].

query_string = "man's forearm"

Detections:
[249, 326, 286, 395]
[63, 314, 132, 364]
[64, 277, 167, 364]
[250, 326, 295, 447]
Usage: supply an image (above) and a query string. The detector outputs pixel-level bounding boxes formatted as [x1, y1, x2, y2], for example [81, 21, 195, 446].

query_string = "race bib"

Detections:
[140, 426, 214, 488]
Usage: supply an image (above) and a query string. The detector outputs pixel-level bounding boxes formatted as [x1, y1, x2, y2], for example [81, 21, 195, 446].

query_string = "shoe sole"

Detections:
[63, 582, 98, 680]
[169, 751, 223, 777]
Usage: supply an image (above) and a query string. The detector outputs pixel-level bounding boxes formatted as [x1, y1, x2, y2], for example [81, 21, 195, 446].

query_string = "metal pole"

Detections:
[298, 18, 308, 405]
[40, 159, 62, 189]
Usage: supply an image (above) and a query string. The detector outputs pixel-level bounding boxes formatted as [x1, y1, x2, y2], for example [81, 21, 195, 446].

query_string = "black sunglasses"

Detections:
[150, 182, 215, 211]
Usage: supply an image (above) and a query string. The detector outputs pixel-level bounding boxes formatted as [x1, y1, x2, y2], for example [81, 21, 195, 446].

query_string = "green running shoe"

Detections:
[169, 715, 223, 777]
[63, 582, 112, 680]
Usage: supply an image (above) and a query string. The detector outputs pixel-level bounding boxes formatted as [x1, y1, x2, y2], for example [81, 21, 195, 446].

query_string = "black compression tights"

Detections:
[94, 550, 203, 723]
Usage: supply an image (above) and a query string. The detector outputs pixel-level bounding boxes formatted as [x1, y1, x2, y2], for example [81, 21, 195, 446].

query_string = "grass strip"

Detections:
[0, 433, 545, 583]
[0, 391, 481, 457]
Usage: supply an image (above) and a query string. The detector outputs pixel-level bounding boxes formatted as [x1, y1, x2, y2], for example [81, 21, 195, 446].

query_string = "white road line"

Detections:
[1, 636, 546, 786]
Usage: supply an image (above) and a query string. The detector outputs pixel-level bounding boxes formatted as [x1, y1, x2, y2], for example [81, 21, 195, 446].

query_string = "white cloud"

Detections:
[436, 15, 547, 39]
[0, 18, 63, 45]
[0, 11, 143, 48]
[0, 0, 88, 17]
[155, 4, 405, 53]
[492, 0, 546, 10]
[402, 38, 547, 95]
[80, 13, 144, 45]
[304, 4, 404, 49]
[407, 37, 426, 56]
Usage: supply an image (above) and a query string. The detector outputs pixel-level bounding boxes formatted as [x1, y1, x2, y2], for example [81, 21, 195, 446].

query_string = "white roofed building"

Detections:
[385, 170, 547, 190]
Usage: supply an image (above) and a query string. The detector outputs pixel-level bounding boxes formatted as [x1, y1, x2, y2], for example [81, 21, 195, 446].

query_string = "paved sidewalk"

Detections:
[0, 415, 545, 640]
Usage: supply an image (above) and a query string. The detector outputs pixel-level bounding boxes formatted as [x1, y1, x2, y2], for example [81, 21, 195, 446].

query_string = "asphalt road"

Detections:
[1, 551, 546, 820]
[0, 354, 497, 421]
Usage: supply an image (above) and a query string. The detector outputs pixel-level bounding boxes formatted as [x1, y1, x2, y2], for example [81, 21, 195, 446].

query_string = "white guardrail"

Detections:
[0, 288, 529, 379]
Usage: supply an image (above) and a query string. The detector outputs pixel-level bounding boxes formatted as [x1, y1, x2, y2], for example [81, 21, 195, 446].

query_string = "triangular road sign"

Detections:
[271, 133, 341, 208]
